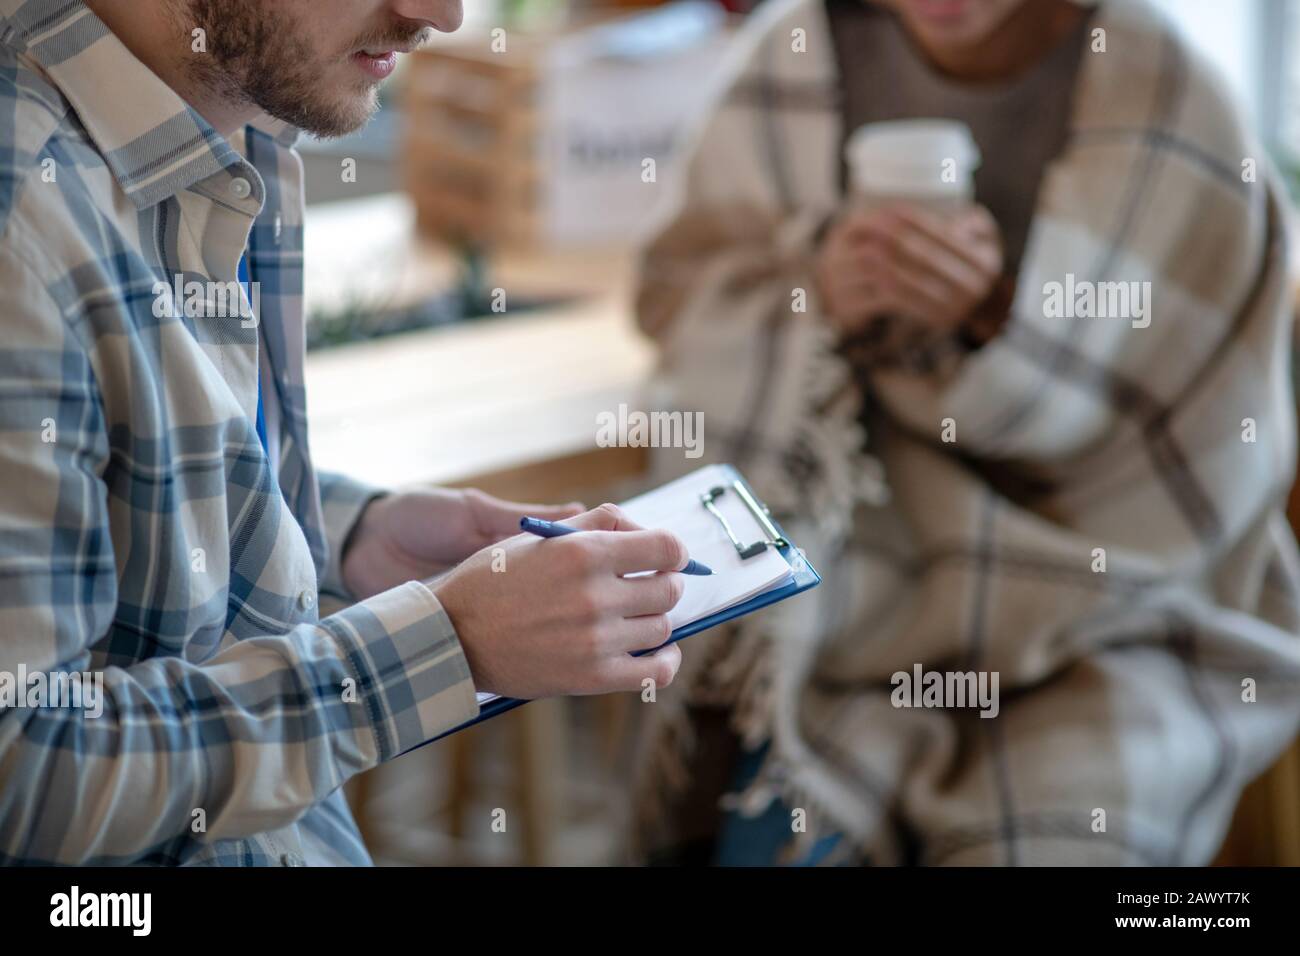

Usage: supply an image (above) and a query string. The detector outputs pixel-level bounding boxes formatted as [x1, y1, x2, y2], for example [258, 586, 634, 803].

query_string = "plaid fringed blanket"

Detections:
[631, 0, 1300, 864]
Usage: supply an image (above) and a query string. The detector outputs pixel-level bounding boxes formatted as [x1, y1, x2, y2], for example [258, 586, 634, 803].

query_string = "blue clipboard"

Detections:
[412, 464, 820, 749]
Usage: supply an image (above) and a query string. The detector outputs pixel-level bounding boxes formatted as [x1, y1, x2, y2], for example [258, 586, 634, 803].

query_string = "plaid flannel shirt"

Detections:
[0, 0, 480, 865]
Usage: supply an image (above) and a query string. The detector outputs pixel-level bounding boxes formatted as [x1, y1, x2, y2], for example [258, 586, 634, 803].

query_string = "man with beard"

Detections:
[0, 0, 689, 865]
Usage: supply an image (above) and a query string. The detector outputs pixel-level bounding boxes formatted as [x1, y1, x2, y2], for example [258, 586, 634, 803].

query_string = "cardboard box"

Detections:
[400, 4, 732, 249]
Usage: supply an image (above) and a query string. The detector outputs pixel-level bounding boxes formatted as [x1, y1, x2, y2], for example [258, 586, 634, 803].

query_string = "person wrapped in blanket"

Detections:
[630, 0, 1300, 865]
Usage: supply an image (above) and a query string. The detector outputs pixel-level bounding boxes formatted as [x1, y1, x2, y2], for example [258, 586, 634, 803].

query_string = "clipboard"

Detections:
[412, 464, 820, 749]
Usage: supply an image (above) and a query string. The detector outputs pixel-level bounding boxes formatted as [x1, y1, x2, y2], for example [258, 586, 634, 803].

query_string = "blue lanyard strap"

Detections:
[237, 254, 268, 455]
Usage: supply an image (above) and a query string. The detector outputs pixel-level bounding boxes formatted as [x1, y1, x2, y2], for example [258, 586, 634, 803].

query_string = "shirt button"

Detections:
[298, 589, 316, 611]
[230, 176, 252, 199]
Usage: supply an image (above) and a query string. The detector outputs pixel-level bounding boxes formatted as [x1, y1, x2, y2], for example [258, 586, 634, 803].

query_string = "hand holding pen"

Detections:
[430, 504, 692, 699]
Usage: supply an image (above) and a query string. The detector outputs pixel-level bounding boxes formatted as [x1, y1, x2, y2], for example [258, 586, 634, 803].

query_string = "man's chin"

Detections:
[268, 90, 379, 139]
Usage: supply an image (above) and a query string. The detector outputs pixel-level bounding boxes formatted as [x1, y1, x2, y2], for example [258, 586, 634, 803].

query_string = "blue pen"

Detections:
[519, 516, 713, 575]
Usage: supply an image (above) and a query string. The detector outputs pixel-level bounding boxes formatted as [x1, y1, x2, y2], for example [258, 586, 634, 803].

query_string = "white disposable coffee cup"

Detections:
[845, 119, 981, 212]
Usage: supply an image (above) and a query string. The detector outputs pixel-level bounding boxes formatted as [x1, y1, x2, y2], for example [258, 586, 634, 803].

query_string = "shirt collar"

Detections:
[1, 0, 301, 209]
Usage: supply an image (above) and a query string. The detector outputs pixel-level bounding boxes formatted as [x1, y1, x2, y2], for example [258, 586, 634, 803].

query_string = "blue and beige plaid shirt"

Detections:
[0, 0, 480, 865]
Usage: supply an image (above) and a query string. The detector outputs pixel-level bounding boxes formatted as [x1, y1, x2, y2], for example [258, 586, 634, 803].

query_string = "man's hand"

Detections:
[814, 203, 1004, 336]
[341, 487, 583, 600]
[431, 504, 688, 699]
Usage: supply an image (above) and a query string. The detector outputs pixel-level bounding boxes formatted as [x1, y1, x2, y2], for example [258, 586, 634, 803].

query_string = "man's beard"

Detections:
[176, 0, 425, 138]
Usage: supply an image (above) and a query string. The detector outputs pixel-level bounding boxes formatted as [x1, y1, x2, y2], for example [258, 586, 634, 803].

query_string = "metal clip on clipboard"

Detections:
[700, 481, 789, 560]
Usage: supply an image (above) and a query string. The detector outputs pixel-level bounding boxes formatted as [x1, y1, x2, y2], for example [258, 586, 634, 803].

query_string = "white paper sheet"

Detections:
[474, 465, 791, 707]
[618, 464, 792, 628]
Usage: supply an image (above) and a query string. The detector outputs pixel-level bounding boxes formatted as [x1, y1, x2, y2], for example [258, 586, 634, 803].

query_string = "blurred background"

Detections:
[302, 0, 1300, 865]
